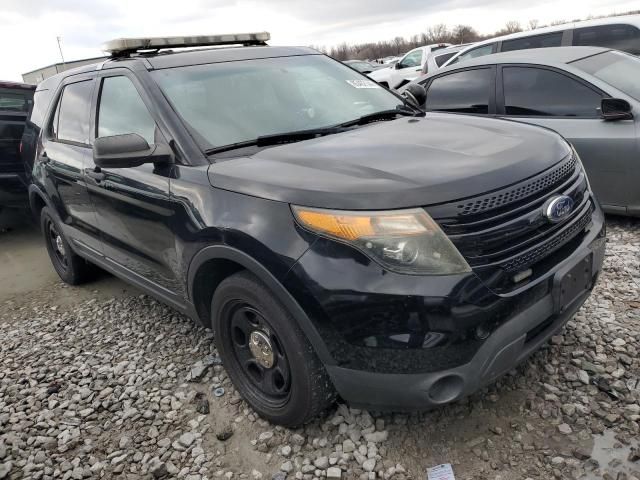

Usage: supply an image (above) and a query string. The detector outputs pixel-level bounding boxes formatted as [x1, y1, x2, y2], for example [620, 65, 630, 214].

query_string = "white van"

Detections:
[443, 15, 640, 67]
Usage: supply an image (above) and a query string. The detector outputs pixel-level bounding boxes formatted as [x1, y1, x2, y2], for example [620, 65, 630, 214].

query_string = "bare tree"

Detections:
[504, 20, 523, 33]
[528, 19, 539, 30]
[425, 24, 450, 44]
[452, 24, 479, 44]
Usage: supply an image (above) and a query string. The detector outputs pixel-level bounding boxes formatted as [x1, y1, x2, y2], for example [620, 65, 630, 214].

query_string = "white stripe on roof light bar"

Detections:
[103, 32, 270, 54]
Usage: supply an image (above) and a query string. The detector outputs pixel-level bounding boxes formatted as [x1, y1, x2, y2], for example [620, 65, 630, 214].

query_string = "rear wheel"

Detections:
[41, 207, 96, 285]
[212, 271, 335, 427]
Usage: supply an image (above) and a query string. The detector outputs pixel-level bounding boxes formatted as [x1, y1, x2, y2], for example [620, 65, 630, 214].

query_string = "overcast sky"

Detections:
[2, 0, 638, 81]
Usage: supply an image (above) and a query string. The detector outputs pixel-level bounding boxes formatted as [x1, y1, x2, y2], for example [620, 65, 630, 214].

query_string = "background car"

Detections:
[422, 43, 473, 75]
[0, 80, 35, 212]
[406, 46, 640, 217]
[343, 59, 384, 74]
[441, 14, 640, 68]
[369, 43, 451, 89]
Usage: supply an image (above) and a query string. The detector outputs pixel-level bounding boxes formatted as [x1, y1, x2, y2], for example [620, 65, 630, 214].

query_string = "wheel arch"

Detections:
[28, 184, 50, 220]
[187, 245, 335, 366]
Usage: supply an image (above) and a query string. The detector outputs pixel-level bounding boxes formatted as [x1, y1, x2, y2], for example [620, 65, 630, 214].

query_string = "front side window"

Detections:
[501, 32, 563, 52]
[398, 50, 423, 68]
[97, 76, 156, 145]
[425, 68, 492, 114]
[572, 50, 640, 101]
[573, 24, 640, 55]
[55, 81, 93, 144]
[503, 67, 602, 117]
[152, 55, 403, 150]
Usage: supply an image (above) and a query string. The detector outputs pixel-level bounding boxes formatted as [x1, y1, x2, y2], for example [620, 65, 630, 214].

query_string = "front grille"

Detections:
[426, 153, 594, 289]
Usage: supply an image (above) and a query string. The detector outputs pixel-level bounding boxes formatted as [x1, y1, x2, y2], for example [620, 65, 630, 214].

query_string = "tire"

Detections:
[211, 271, 336, 427]
[40, 206, 96, 285]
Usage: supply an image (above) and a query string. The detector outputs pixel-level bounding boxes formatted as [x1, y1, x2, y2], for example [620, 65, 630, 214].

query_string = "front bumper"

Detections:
[284, 206, 605, 410]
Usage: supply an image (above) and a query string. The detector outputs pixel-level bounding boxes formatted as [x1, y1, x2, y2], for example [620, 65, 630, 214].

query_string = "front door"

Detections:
[498, 65, 637, 211]
[391, 49, 424, 89]
[85, 71, 183, 300]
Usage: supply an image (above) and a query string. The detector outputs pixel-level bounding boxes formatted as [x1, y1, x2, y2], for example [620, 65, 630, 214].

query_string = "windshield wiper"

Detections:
[205, 126, 346, 155]
[338, 105, 423, 128]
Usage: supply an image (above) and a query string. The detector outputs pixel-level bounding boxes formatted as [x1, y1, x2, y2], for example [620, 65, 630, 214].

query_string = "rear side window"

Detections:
[573, 24, 640, 55]
[426, 68, 492, 114]
[501, 32, 563, 52]
[0, 88, 33, 113]
[454, 44, 496, 64]
[54, 81, 94, 144]
[97, 76, 156, 145]
[435, 52, 456, 67]
[502, 67, 602, 117]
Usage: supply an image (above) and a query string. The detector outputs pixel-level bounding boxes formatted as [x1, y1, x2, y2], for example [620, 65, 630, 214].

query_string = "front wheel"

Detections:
[211, 271, 336, 427]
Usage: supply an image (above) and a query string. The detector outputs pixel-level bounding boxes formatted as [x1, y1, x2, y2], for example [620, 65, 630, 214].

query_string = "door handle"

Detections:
[85, 167, 106, 182]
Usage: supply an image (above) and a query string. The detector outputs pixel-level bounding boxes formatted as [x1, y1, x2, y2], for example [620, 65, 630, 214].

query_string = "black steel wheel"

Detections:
[212, 271, 336, 427]
[40, 206, 96, 285]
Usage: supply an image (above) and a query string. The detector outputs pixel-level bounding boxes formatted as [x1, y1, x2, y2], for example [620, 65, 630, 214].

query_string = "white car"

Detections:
[369, 43, 451, 89]
[442, 14, 640, 68]
[421, 44, 473, 75]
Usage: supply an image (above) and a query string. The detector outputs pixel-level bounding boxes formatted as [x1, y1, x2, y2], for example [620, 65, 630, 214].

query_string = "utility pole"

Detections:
[56, 36, 66, 70]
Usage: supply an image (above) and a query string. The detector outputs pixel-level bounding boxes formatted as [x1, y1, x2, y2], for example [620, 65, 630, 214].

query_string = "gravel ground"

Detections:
[0, 218, 638, 480]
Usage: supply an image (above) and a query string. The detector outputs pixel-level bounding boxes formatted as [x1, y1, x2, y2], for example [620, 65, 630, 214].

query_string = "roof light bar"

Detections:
[103, 32, 270, 56]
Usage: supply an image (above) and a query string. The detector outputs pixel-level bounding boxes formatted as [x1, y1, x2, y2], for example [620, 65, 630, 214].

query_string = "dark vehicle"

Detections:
[0, 81, 35, 210]
[25, 33, 605, 427]
[343, 60, 384, 74]
[405, 47, 640, 216]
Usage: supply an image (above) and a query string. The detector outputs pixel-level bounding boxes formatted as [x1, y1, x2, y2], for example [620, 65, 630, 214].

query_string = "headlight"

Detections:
[292, 206, 471, 275]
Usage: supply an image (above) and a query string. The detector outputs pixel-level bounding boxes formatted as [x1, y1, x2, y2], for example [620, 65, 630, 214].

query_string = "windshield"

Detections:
[152, 55, 403, 151]
[572, 51, 640, 102]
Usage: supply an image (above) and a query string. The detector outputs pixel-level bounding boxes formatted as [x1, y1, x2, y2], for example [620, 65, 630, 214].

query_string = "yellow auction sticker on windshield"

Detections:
[346, 79, 381, 89]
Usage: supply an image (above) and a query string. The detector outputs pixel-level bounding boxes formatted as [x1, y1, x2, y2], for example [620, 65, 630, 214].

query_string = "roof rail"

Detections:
[103, 32, 270, 57]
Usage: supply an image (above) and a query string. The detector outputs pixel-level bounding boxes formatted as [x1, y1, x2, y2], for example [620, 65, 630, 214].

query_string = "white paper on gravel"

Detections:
[426, 464, 455, 480]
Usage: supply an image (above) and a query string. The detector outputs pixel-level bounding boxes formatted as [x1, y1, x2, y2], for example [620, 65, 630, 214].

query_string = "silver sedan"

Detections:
[406, 46, 640, 217]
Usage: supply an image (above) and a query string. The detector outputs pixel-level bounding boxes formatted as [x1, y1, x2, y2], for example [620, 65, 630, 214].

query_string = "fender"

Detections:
[28, 184, 54, 217]
[188, 245, 336, 366]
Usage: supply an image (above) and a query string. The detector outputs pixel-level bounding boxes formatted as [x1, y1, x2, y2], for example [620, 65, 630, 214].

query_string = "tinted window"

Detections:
[426, 68, 492, 114]
[0, 89, 32, 112]
[573, 24, 640, 55]
[56, 81, 93, 144]
[435, 52, 456, 67]
[503, 67, 602, 117]
[501, 32, 563, 52]
[454, 44, 496, 64]
[98, 76, 155, 144]
[572, 50, 640, 101]
[399, 50, 423, 68]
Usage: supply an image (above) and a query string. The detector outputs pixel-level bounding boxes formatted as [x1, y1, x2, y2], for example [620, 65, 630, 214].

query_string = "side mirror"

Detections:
[394, 62, 402, 69]
[403, 83, 427, 107]
[600, 98, 633, 121]
[93, 133, 172, 169]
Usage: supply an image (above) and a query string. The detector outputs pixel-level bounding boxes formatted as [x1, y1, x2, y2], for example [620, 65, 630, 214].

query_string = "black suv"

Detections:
[24, 33, 606, 426]
[0, 80, 35, 210]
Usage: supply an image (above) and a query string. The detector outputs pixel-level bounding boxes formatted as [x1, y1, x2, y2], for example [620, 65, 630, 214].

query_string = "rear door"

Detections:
[86, 70, 182, 300]
[497, 65, 637, 211]
[39, 76, 103, 253]
[0, 86, 32, 180]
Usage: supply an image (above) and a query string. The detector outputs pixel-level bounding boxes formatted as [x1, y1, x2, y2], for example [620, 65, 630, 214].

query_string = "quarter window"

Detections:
[454, 44, 496, 64]
[425, 68, 492, 114]
[98, 76, 156, 144]
[435, 52, 456, 67]
[502, 67, 602, 117]
[573, 24, 640, 55]
[501, 32, 563, 52]
[55, 81, 93, 144]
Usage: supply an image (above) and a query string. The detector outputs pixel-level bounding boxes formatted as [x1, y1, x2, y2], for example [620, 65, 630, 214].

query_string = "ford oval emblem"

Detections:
[544, 195, 574, 223]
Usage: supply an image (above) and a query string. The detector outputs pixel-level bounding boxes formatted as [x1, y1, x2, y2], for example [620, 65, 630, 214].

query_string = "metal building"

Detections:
[22, 56, 108, 85]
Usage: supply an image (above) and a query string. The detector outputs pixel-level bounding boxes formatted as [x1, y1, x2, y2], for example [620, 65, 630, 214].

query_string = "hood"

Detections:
[208, 113, 571, 210]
